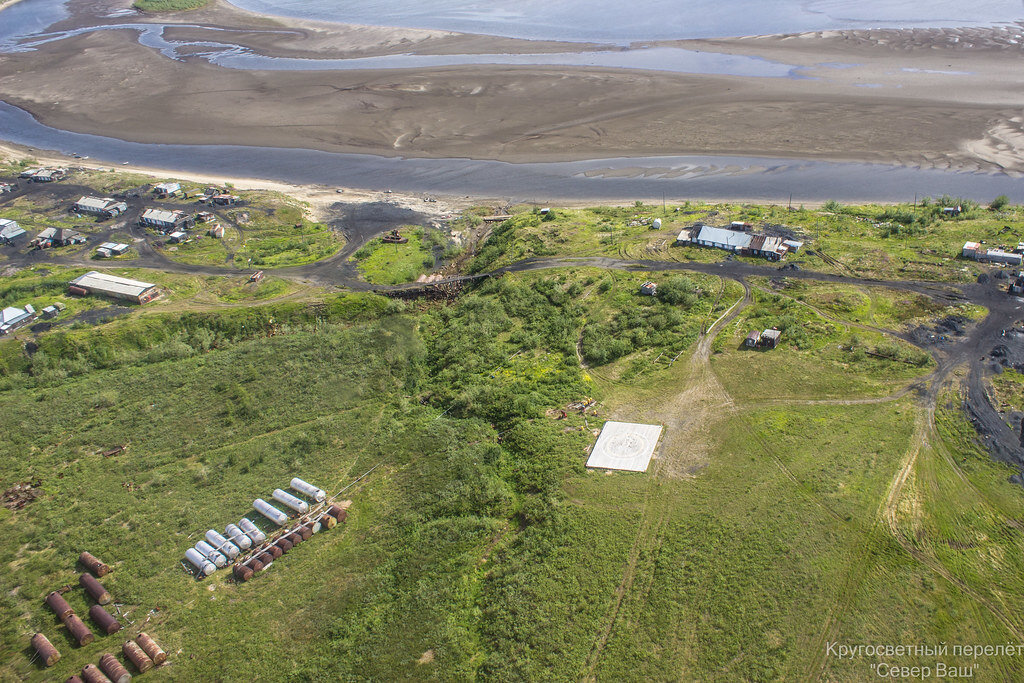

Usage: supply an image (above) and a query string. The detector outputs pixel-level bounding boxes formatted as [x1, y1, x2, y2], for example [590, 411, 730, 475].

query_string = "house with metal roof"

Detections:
[74, 196, 128, 218]
[744, 235, 787, 261]
[761, 329, 782, 348]
[0, 219, 25, 244]
[68, 271, 159, 304]
[153, 182, 181, 197]
[0, 305, 35, 334]
[692, 225, 752, 252]
[32, 227, 86, 248]
[95, 242, 130, 258]
[31, 168, 66, 182]
[140, 208, 194, 232]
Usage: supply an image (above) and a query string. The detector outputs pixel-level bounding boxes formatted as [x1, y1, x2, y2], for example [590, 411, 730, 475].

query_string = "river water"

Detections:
[228, 0, 1024, 42]
[0, 0, 1022, 200]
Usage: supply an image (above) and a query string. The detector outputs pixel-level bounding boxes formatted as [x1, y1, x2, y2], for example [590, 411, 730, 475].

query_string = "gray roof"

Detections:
[75, 196, 123, 212]
[695, 225, 751, 250]
[69, 271, 156, 298]
[141, 208, 185, 224]
[0, 306, 31, 327]
[0, 219, 24, 239]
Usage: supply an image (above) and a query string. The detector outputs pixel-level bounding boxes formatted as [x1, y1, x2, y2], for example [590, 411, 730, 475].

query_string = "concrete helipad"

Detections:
[586, 421, 663, 472]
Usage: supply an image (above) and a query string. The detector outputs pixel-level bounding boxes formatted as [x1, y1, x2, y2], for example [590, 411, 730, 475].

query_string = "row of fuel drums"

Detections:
[184, 478, 332, 577]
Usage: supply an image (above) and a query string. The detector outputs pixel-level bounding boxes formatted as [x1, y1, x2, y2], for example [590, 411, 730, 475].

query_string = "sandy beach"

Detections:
[1, 0, 1023, 174]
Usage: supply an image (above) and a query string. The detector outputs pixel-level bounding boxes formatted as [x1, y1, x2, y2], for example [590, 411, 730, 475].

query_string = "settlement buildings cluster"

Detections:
[677, 223, 803, 261]
[962, 241, 1024, 266]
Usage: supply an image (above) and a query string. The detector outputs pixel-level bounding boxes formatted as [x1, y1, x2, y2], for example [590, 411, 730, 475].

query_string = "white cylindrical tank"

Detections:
[239, 518, 266, 543]
[652, 218, 662, 229]
[310, 519, 321, 534]
[254, 499, 288, 526]
[185, 548, 216, 576]
[272, 489, 309, 514]
[195, 541, 227, 568]
[290, 478, 326, 502]
[205, 530, 240, 559]
[225, 524, 252, 550]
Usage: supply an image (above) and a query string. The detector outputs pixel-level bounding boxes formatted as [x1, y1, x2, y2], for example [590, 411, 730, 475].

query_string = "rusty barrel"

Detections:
[136, 633, 166, 665]
[255, 551, 274, 566]
[79, 574, 112, 605]
[65, 675, 85, 683]
[247, 557, 265, 572]
[265, 544, 282, 559]
[63, 614, 94, 646]
[122, 641, 154, 673]
[286, 532, 302, 546]
[46, 591, 74, 620]
[79, 551, 111, 577]
[319, 513, 337, 530]
[80, 664, 111, 683]
[297, 524, 313, 541]
[232, 564, 253, 582]
[89, 605, 121, 635]
[31, 632, 60, 667]
[275, 537, 293, 553]
[98, 653, 131, 683]
[327, 505, 347, 523]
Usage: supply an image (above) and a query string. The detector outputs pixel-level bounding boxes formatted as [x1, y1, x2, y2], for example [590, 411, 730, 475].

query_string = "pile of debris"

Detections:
[2, 479, 41, 510]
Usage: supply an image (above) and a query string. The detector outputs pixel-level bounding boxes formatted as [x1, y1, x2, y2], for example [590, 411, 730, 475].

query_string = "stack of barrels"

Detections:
[231, 500, 349, 583]
[63, 633, 166, 682]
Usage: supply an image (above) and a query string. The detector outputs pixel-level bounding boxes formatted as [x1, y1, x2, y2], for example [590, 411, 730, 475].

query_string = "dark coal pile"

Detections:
[978, 272, 991, 284]
[908, 315, 970, 347]
[989, 329, 1024, 371]
[63, 306, 132, 327]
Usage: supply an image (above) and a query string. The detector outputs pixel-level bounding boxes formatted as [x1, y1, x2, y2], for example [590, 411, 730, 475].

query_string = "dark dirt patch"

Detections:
[63, 305, 132, 327]
[908, 315, 970, 347]
[330, 202, 430, 258]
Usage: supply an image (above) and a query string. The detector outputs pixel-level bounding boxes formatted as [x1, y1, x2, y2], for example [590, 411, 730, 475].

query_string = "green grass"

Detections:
[354, 228, 435, 284]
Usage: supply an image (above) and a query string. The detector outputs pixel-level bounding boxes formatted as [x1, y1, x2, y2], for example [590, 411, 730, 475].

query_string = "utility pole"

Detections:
[788, 193, 792, 211]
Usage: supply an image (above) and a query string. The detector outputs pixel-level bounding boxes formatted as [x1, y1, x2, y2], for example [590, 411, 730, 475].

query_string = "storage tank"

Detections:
[136, 633, 167, 665]
[272, 489, 309, 514]
[89, 605, 121, 635]
[80, 573, 112, 605]
[224, 524, 252, 550]
[254, 499, 288, 525]
[63, 614, 94, 646]
[204, 530, 239, 559]
[185, 548, 216, 576]
[233, 564, 254, 582]
[31, 633, 60, 667]
[45, 591, 74, 620]
[80, 664, 108, 683]
[79, 551, 111, 577]
[99, 652, 131, 683]
[238, 518, 266, 543]
[290, 478, 326, 502]
[122, 640, 154, 673]
[195, 541, 227, 568]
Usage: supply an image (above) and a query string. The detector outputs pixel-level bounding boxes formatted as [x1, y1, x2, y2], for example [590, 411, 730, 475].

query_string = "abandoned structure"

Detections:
[639, 281, 657, 296]
[0, 219, 25, 244]
[95, 242, 130, 258]
[68, 271, 159, 304]
[963, 241, 1023, 266]
[73, 196, 128, 218]
[153, 182, 181, 197]
[677, 224, 791, 260]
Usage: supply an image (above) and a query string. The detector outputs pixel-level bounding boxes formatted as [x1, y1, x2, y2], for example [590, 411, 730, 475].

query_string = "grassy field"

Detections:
[2, 193, 1023, 680]
[353, 228, 436, 284]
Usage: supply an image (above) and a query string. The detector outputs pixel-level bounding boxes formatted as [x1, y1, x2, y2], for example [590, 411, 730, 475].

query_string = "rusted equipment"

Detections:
[275, 537, 293, 553]
[286, 531, 302, 546]
[89, 605, 121, 635]
[136, 633, 166, 665]
[46, 591, 74, 620]
[247, 557, 265, 572]
[31, 632, 60, 666]
[80, 664, 111, 683]
[64, 614, 95, 646]
[98, 653, 131, 683]
[80, 574, 112, 605]
[66, 675, 85, 683]
[264, 544, 282, 559]
[297, 524, 313, 541]
[381, 229, 408, 244]
[232, 564, 254, 582]
[79, 551, 111, 577]
[319, 513, 337, 530]
[326, 505, 348, 523]
[122, 641, 154, 673]
[255, 552, 274, 567]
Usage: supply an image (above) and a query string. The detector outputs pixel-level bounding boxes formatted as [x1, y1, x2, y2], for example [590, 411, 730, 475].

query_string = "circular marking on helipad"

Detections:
[604, 432, 651, 460]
